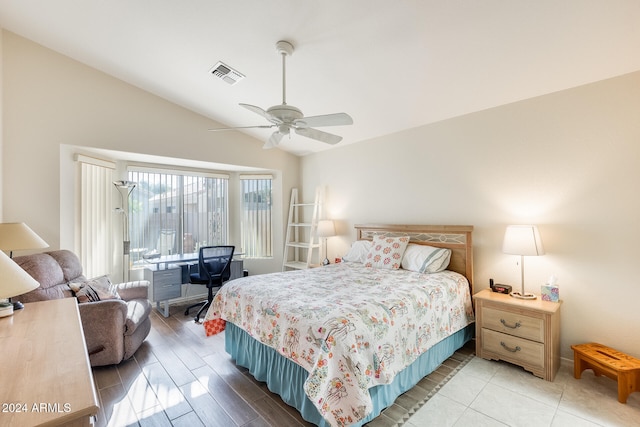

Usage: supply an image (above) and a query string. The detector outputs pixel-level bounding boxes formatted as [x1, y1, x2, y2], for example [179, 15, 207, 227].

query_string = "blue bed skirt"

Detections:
[225, 322, 474, 426]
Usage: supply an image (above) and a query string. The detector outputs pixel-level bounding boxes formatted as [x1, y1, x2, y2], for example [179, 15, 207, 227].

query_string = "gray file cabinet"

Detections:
[144, 265, 182, 317]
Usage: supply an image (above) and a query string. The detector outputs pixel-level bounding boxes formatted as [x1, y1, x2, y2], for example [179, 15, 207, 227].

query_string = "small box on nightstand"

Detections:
[541, 284, 559, 302]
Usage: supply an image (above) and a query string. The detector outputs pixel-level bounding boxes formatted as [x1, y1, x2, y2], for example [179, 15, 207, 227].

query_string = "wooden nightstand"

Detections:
[473, 288, 562, 381]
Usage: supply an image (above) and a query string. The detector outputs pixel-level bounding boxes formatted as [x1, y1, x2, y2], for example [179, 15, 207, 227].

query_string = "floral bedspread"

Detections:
[203, 262, 474, 427]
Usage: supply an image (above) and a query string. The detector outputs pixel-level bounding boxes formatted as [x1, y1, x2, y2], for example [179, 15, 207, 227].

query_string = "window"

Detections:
[128, 169, 228, 263]
[241, 176, 273, 258]
[77, 155, 114, 278]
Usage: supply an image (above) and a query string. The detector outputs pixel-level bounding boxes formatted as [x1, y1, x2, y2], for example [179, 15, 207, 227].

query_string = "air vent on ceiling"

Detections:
[210, 61, 245, 85]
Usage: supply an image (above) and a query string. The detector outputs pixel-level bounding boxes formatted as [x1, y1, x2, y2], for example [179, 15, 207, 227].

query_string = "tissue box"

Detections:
[541, 285, 559, 302]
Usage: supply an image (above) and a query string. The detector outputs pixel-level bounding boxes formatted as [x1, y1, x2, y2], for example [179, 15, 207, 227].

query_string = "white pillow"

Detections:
[342, 240, 372, 263]
[364, 235, 410, 270]
[401, 244, 451, 273]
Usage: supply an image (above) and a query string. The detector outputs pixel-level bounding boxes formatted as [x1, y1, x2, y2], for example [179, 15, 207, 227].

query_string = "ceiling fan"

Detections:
[210, 40, 353, 149]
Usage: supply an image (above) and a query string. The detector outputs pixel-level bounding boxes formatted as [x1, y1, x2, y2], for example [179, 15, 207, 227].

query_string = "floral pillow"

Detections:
[364, 235, 410, 269]
[69, 275, 120, 303]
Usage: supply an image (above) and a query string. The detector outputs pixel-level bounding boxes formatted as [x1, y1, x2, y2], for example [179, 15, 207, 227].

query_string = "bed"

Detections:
[203, 224, 475, 426]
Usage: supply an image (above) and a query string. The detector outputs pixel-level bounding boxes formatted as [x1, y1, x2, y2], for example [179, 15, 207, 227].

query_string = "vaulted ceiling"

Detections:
[2, 1, 639, 155]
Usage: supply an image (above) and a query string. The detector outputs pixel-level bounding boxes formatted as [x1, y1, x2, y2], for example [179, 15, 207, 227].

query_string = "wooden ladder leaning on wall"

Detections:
[282, 187, 322, 271]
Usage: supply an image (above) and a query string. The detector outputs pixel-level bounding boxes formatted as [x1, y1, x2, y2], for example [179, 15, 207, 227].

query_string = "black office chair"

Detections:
[184, 245, 235, 323]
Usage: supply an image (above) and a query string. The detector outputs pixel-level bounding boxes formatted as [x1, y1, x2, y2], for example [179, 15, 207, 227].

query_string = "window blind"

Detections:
[240, 176, 273, 258]
[127, 169, 228, 263]
[77, 156, 115, 278]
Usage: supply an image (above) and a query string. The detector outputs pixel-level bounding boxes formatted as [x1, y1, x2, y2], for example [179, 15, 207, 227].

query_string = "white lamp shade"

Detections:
[317, 220, 336, 238]
[502, 225, 545, 256]
[0, 250, 40, 299]
[0, 222, 49, 252]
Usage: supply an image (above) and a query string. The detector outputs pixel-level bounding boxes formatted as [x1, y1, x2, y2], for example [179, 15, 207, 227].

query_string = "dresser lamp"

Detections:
[317, 220, 336, 266]
[502, 225, 545, 300]
[0, 222, 49, 309]
[0, 250, 40, 317]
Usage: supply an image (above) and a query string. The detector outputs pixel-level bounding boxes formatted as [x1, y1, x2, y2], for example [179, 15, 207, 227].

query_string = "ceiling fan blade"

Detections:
[240, 103, 282, 124]
[295, 113, 353, 128]
[239, 103, 269, 118]
[208, 125, 274, 131]
[295, 127, 343, 145]
[264, 131, 284, 149]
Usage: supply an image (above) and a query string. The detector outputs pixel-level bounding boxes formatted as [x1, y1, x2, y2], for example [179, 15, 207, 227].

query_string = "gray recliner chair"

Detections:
[13, 250, 152, 367]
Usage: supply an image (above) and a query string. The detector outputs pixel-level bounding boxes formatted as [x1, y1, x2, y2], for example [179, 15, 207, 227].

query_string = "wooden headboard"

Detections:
[355, 224, 474, 292]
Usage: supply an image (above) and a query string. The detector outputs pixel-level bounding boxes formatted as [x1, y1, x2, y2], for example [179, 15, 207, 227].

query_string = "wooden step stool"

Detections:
[572, 342, 640, 403]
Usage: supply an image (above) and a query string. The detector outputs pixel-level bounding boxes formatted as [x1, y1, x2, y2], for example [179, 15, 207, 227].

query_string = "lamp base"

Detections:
[0, 302, 14, 317]
[510, 291, 537, 300]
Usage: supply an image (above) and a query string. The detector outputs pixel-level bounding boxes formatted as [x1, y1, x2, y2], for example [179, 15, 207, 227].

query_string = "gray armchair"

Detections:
[13, 250, 152, 367]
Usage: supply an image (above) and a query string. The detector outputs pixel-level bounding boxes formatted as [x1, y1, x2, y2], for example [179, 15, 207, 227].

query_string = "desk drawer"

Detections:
[145, 268, 182, 301]
[481, 328, 545, 369]
[154, 281, 181, 301]
[481, 306, 544, 342]
[153, 268, 181, 286]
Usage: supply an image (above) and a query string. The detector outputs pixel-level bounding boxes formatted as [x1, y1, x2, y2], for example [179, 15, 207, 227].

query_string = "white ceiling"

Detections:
[1, 1, 639, 156]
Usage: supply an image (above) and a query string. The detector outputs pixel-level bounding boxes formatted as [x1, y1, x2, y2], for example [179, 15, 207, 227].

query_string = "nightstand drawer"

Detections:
[481, 328, 545, 369]
[482, 306, 544, 342]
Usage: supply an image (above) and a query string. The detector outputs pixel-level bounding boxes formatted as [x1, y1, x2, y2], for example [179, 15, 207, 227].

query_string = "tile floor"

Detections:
[406, 358, 640, 427]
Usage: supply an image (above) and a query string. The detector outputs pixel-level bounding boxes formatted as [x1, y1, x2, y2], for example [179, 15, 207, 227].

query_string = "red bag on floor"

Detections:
[204, 318, 226, 336]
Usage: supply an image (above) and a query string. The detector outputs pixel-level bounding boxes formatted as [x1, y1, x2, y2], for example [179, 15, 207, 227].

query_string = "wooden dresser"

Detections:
[0, 298, 99, 426]
[474, 288, 562, 381]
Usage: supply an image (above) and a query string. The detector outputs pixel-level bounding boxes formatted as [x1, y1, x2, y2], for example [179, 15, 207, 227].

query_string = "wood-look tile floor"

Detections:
[92, 303, 471, 427]
[92, 303, 316, 427]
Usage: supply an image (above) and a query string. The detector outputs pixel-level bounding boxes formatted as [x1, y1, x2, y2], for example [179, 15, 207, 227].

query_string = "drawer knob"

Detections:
[500, 341, 522, 353]
[500, 319, 522, 329]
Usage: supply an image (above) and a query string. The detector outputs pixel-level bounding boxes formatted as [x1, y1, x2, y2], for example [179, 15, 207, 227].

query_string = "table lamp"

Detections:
[502, 225, 545, 300]
[317, 220, 336, 266]
[0, 222, 49, 309]
[0, 250, 40, 317]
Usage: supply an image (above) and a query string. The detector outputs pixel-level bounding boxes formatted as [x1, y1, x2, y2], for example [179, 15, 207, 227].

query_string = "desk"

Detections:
[0, 299, 99, 426]
[143, 254, 244, 317]
[142, 252, 244, 270]
[142, 252, 200, 269]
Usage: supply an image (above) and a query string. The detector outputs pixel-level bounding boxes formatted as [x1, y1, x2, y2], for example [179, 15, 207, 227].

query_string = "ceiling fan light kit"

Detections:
[210, 40, 353, 149]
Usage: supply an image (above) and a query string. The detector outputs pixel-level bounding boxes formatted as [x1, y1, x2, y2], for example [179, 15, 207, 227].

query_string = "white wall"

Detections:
[2, 31, 300, 274]
[302, 71, 640, 359]
[0, 30, 3, 220]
